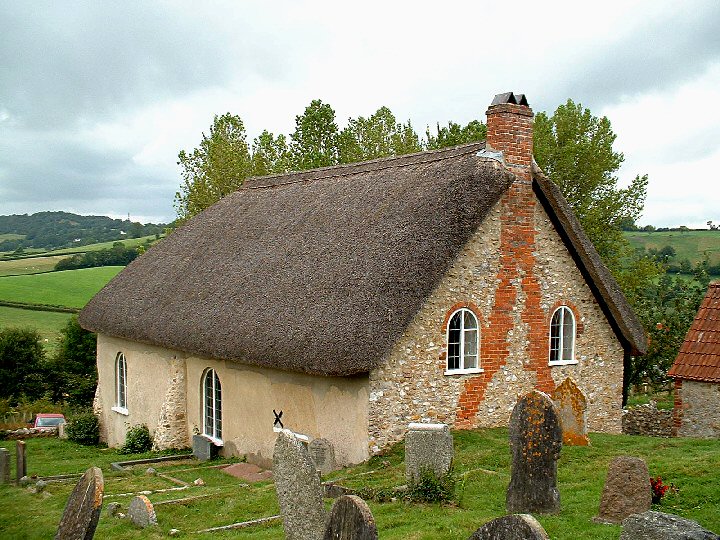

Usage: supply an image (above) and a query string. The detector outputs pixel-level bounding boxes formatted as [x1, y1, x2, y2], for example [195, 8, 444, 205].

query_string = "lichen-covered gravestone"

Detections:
[506, 390, 562, 514]
[273, 430, 327, 540]
[0, 448, 10, 484]
[15, 440, 26, 485]
[54, 467, 104, 540]
[468, 514, 550, 540]
[595, 456, 651, 524]
[309, 438, 337, 475]
[323, 495, 378, 540]
[128, 495, 158, 528]
[550, 377, 589, 446]
[620, 510, 719, 540]
[405, 423, 454, 484]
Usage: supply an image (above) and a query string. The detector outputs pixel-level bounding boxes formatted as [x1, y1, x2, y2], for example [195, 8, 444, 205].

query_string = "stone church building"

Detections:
[79, 92, 646, 466]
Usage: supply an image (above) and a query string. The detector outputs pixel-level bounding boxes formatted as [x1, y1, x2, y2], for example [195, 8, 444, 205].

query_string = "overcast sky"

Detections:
[1, 0, 719, 227]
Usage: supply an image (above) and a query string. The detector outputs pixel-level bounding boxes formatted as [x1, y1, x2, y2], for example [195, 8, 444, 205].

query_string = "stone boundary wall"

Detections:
[674, 379, 720, 438]
[0, 427, 58, 440]
[622, 403, 673, 437]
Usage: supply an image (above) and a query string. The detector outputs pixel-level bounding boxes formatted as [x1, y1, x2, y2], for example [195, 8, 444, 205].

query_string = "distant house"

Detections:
[79, 93, 646, 467]
[668, 282, 720, 437]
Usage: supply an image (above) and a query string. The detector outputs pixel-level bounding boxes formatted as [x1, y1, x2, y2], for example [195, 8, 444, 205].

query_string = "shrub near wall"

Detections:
[66, 412, 100, 446]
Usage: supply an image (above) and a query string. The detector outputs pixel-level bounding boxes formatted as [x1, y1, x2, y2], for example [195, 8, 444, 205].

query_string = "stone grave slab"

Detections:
[16, 440, 26, 485]
[550, 377, 589, 446]
[506, 390, 562, 514]
[468, 514, 550, 540]
[323, 495, 378, 540]
[309, 438, 337, 475]
[0, 448, 9, 484]
[620, 510, 719, 540]
[54, 466, 104, 540]
[192, 434, 219, 462]
[128, 495, 158, 528]
[222, 462, 273, 482]
[273, 429, 327, 540]
[595, 455, 651, 524]
[405, 423, 454, 484]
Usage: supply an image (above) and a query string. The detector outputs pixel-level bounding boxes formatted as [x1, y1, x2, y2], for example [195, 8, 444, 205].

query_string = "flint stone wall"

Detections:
[676, 380, 720, 438]
[153, 357, 189, 450]
[368, 200, 625, 453]
[622, 403, 673, 437]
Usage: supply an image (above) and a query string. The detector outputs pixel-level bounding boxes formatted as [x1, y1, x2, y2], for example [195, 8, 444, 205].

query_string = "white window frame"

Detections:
[202, 369, 223, 445]
[112, 352, 128, 415]
[549, 306, 577, 365]
[444, 308, 483, 375]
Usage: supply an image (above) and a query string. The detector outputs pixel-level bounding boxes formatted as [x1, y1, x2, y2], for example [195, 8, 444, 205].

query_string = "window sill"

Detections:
[202, 435, 224, 447]
[444, 368, 484, 376]
[111, 406, 129, 416]
[548, 360, 578, 366]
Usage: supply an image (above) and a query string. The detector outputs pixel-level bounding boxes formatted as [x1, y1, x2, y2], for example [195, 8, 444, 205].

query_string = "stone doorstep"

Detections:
[221, 462, 273, 483]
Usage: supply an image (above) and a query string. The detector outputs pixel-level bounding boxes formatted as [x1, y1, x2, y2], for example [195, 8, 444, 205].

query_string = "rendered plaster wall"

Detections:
[367, 197, 625, 453]
[184, 356, 369, 467]
[96, 334, 186, 448]
[676, 380, 720, 438]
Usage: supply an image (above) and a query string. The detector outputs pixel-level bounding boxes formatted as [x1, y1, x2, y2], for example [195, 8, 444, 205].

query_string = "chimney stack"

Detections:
[485, 92, 534, 182]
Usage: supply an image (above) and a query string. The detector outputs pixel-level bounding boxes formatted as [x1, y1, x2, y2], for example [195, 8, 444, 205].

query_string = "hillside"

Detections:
[0, 211, 166, 252]
[624, 229, 720, 271]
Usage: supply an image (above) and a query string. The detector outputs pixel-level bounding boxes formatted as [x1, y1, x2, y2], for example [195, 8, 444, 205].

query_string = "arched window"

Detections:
[202, 369, 222, 442]
[549, 306, 576, 364]
[114, 352, 128, 414]
[446, 308, 480, 373]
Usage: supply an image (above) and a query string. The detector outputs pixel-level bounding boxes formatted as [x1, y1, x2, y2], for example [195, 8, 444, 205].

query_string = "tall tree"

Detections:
[289, 100, 340, 170]
[426, 120, 487, 150]
[251, 130, 291, 177]
[174, 113, 252, 222]
[0, 328, 46, 402]
[533, 100, 648, 274]
[338, 106, 421, 163]
[46, 317, 98, 406]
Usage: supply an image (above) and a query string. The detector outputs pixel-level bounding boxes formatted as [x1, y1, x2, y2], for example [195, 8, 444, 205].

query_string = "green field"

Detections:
[0, 306, 71, 350]
[0, 233, 24, 242]
[0, 429, 718, 539]
[625, 230, 720, 267]
[0, 266, 121, 308]
[0, 255, 67, 277]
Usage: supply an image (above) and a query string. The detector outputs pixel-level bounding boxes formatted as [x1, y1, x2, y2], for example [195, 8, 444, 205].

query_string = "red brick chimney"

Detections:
[485, 92, 534, 183]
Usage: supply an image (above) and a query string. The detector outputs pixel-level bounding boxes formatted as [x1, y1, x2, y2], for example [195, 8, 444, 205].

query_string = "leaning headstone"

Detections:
[54, 466, 104, 540]
[620, 510, 719, 540]
[309, 438, 337, 475]
[192, 434, 218, 462]
[595, 455, 651, 524]
[550, 377, 590, 446]
[506, 390, 562, 514]
[273, 429, 327, 540]
[128, 495, 158, 528]
[323, 495, 378, 540]
[405, 423, 454, 484]
[15, 440, 26, 485]
[0, 448, 10, 484]
[106, 502, 122, 517]
[468, 514, 550, 540]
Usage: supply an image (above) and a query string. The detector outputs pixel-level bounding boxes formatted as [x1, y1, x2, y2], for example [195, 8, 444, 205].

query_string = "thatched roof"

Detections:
[80, 142, 646, 376]
[532, 164, 647, 355]
[80, 143, 515, 376]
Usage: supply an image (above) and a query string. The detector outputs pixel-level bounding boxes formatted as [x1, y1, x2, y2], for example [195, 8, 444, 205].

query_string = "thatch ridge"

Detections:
[532, 164, 647, 355]
[80, 143, 514, 376]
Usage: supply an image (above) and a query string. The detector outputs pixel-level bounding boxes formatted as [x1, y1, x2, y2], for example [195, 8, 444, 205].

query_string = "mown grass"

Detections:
[625, 230, 720, 267]
[0, 256, 67, 277]
[0, 306, 70, 351]
[0, 429, 718, 539]
[0, 267, 121, 309]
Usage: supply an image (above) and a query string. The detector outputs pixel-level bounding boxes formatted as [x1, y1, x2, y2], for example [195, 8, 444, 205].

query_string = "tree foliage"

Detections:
[426, 120, 486, 150]
[46, 316, 97, 406]
[338, 106, 421, 163]
[289, 99, 340, 170]
[0, 328, 46, 402]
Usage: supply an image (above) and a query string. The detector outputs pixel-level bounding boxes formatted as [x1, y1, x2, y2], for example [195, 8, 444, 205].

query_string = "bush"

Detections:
[406, 467, 456, 503]
[66, 412, 100, 446]
[120, 424, 153, 454]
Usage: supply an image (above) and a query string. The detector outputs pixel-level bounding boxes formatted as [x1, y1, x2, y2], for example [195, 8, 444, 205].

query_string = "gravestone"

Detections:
[309, 438, 337, 475]
[273, 429, 327, 540]
[0, 448, 9, 484]
[595, 455, 651, 524]
[405, 423, 454, 484]
[506, 390, 562, 514]
[550, 378, 589, 446]
[128, 495, 158, 528]
[468, 514, 550, 540]
[54, 466, 104, 540]
[192, 434, 219, 462]
[620, 511, 719, 540]
[323, 495, 378, 540]
[15, 440, 26, 485]
[58, 422, 68, 439]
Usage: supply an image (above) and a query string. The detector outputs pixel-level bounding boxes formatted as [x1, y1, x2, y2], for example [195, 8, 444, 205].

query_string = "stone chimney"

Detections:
[485, 92, 534, 184]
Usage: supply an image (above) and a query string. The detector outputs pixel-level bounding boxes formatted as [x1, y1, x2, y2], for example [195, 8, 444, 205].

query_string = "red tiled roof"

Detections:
[668, 282, 720, 382]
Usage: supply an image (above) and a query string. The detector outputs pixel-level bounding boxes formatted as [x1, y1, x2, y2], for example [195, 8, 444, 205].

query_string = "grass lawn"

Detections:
[625, 230, 720, 267]
[0, 429, 718, 539]
[0, 266, 122, 309]
[0, 306, 71, 351]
